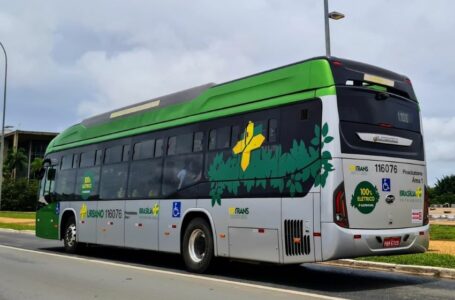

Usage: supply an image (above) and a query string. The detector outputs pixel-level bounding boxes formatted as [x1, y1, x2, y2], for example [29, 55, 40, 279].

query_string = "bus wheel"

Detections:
[63, 216, 78, 253]
[182, 218, 214, 273]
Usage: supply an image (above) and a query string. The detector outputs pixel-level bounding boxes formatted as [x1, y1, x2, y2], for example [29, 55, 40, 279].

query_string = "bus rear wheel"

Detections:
[63, 216, 78, 253]
[182, 218, 214, 273]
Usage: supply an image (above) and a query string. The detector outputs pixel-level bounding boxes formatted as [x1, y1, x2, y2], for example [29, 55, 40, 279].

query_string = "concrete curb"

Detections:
[0, 228, 35, 235]
[322, 259, 455, 280]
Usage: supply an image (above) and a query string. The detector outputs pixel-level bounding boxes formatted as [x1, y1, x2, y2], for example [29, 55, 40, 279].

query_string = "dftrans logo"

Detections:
[229, 207, 249, 216]
[400, 187, 423, 198]
[348, 164, 368, 173]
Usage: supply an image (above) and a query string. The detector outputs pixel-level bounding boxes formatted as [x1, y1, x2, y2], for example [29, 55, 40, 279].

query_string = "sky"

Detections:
[0, 0, 453, 185]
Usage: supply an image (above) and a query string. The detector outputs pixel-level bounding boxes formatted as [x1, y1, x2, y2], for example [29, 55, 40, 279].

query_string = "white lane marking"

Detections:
[0, 244, 344, 300]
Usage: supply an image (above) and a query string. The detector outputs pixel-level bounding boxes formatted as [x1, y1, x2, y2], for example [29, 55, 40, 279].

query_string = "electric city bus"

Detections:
[36, 57, 429, 273]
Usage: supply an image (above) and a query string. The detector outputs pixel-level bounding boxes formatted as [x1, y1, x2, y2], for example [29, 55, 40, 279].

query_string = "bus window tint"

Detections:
[61, 155, 72, 170]
[193, 132, 204, 152]
[176, 133, 193, 155]
[80, 151, 95, 168]
[163, 154, 203, 195]
[95, 149, 103, 166]
[167, 136, 177, 155]
[55, 169, 76, 201]
[155, 139, 164, 157]
[268, 119, 278, 143]
[128, 160, 162, 198]
[208, 130, 216, 150]
[100, 164, 128, 199]
[216, 127, 230, 149]
[133, 140, 155, 160]
[255, 121, 267, 141]
[104, 145, 122, 164]
[122, 145, 130, 162]
[72, 154, 80, 168]
[231, 125, 240, 146]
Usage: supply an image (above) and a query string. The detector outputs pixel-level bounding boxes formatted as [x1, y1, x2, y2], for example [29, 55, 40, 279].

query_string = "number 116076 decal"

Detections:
[375, 163, 398, 174]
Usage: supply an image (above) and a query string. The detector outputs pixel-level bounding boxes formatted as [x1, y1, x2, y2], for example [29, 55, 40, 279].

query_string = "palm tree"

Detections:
[3, 148, 28, 179]
[30, 157, 44, 179]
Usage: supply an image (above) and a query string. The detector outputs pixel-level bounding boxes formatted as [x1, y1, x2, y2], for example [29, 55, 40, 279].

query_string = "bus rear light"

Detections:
[334, 183, 349, 228]
[353, 234, 361, 239]
[379, 123, 393, 128]
[423, 186, 430, 225]
[332, 61, 343, 67]
[419, 231, 425, 236]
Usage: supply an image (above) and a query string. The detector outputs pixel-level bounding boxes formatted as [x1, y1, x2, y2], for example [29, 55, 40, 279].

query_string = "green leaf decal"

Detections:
[207, 122, 335, 206]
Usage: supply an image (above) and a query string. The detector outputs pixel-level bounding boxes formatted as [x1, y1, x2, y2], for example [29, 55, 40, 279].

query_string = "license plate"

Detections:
[383, 237, 401, 248]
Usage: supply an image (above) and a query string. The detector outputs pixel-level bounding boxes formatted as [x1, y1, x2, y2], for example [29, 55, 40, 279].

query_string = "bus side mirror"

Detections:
[47, 169, 56, 181]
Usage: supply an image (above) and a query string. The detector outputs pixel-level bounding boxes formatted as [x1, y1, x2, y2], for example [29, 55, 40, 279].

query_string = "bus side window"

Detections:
[208, 129, 216, 150]
[61, 155, 72, 170]
[80, 151, 95, 168]
[122, 144, 130, 162]
[133, 139, 155, 160]
[105, 145, 122, 164]
[268, 119, 278, 143]
[193, 132, 204, 152]
[168, 136, 177, 155]
[72, 154, 80, 168]
[216, 127, 230, 149]
[95, 149, 103, 166]
[176, 133, 193, 155]
[155, 139, 164, 157]
[231, 125, 240, 146]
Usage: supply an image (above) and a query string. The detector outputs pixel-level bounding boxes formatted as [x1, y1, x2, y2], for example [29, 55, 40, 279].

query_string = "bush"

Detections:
[1, 178, 39, 211]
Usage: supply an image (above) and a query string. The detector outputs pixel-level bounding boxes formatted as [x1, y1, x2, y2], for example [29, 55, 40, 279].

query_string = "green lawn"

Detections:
[430, 224, 455, 241]
[0, 223, 35, 231]
[0, 211, 36, 219]
[358, 253, 455, 269]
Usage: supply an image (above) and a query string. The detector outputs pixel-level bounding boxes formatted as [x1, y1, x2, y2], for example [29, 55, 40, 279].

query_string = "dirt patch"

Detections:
[0, 217, 35, 225]
[429, 240, 455, 255]
[430, 208, 455, 215]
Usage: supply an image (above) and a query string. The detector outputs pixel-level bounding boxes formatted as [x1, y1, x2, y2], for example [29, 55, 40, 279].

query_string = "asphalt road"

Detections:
[1, 230, 455, 300]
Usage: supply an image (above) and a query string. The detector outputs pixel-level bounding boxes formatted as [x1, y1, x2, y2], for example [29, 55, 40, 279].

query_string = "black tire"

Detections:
[182, 218, 214, 273]
[63, 216, 79, 253]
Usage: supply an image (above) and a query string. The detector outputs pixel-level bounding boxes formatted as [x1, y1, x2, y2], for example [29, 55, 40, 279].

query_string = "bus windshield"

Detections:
[337, 87, 420, 132]
[337, 86, 424, 160]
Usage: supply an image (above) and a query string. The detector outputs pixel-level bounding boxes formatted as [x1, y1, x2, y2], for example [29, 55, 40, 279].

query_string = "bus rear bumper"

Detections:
[320, 222, 429, 261]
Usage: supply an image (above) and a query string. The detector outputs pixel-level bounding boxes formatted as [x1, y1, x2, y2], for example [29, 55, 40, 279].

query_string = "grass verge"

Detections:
[0, 222, 35, 231]
[358, 253, 455, 269]
[430, 224, 455, 241]
[0, 211, 36, 219]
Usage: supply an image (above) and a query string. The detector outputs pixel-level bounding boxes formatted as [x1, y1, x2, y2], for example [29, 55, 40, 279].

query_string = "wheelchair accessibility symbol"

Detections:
[172, 202, 181, 218]
[382, 178, 391, 192]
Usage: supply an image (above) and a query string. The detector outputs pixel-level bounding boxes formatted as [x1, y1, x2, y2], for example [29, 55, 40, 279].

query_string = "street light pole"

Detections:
[0, 42, 7, 211]
[324, 0, 345, 57]
[324, 0, 331, 57]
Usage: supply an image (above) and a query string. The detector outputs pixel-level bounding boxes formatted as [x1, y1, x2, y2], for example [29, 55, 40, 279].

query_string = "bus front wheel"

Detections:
[182, 218, 214, 273]
[63, 216, 78, 253]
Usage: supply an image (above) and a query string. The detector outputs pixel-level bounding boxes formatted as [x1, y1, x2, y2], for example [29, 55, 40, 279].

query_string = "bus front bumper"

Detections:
[320, 222, 429, 261]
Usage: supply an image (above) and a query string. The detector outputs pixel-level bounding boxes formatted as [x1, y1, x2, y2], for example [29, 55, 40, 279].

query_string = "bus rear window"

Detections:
[337, 87, 420, 132]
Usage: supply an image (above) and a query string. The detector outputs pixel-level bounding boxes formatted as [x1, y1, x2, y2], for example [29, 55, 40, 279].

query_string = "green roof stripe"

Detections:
[47, 58, 335, 154]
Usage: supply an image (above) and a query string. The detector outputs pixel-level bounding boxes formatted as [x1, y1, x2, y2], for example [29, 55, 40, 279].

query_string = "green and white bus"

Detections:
[36, 57, 429, 273]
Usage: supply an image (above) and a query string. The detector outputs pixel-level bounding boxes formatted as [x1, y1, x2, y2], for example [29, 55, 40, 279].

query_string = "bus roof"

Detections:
[46, 56, 415, 154]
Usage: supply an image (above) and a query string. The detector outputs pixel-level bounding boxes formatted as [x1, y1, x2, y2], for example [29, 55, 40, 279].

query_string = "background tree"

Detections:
[3, 149, 28, 179]
[30, 157, 44, 179]
[431, 175, 455, 205]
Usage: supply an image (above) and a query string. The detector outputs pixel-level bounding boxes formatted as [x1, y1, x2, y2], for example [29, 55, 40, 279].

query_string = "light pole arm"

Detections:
[0, 41, 7, 210]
